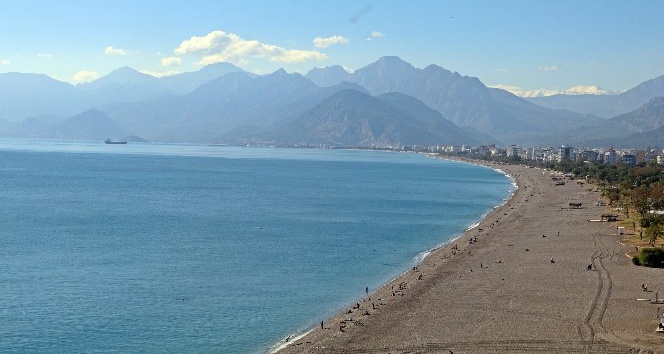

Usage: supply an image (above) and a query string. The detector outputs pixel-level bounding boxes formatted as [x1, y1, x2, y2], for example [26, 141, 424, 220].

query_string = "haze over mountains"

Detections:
[1, 56, 663, 148]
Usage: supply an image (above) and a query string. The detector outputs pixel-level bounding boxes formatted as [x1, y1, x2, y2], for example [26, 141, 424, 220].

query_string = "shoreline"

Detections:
[277, 159, 664, 353]
[273, 157, 523, 352]
[270, 156, 516, 353]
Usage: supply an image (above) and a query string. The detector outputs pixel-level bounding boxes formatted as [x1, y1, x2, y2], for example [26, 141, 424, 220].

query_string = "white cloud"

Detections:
[366, 31, 385, 41]
[161, 56, 182, 67]
[175, 30, 326, 66]
[495, 68, 507, 72]
[140, 69, 181, 78]
[0, 59, 10, 65]
[36, 53, 53, 58]
[313, 35, 349, 48]
[104, 46, 127, 56]
[72, 70, 100, 83]
[538, 65, 558, 72]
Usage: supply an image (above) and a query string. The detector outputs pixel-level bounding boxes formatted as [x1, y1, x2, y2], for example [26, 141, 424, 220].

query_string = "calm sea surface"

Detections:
[0, 139, 513, 353]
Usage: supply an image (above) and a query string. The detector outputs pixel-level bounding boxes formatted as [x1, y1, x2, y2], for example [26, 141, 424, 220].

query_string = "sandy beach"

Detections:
[277, 160, 664, 353]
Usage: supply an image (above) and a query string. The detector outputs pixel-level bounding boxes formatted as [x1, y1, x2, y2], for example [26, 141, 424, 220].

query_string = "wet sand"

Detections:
[277, 160, 664, 354]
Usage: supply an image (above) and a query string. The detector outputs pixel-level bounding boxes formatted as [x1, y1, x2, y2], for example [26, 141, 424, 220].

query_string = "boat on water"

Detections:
[105, 138, 127, 144]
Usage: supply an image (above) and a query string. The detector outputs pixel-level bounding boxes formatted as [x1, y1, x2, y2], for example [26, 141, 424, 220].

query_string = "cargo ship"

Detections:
[105, 139, 127, 144]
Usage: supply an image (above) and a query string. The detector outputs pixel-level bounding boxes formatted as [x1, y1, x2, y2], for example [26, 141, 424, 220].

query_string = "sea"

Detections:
[0, 139, 514, 354]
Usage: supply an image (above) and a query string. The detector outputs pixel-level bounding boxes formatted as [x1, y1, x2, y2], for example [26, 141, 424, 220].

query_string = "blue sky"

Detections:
[1, 0, 663, 92]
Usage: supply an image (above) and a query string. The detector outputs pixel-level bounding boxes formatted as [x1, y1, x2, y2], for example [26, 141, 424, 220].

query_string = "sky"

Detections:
[1, 0, 663, 93]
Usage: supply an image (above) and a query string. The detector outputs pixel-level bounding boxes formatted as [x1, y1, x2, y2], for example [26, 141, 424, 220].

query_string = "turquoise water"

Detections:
[0, 140, 513, 353]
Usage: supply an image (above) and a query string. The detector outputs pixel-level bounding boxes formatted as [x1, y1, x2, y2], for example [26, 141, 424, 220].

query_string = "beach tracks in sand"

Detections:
[278, 163, 661, 354]
[582, 250, 613, 342]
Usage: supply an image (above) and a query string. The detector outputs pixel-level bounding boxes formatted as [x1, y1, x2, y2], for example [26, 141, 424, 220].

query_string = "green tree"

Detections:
[631, 186, 652, 218]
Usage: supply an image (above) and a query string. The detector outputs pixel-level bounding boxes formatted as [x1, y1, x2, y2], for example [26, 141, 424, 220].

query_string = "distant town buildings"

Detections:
[420, 143, 664, 166]
[621, 154, 637, 165]
[559, 145, 574, 161]
[604, 149, 618, 164]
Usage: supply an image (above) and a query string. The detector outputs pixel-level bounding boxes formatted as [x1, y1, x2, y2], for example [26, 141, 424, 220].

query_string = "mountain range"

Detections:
[0, 56, 663, 148]
[526, 74, 664, 119]
[505, 85, 623, 98]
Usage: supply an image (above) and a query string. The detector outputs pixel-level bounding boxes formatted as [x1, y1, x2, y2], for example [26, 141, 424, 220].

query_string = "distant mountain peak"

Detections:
[80, 66, 159, 89]
[199, 62, 242, 72]
[112, 66, 138, 73]
[265, 87, 482, 147]
[307, 65, 349, 75]
[376, 55, 408, 64]
[305, 65, 353, 87]
[370, 56, 415, 70]
[270, 68, 289, 76]
[423, 64, 451, 73]
[105, 66, 149, 79]
[40, 108, 130, 141]
[77, 108, 105, 116]
[502, 85, 623, 98]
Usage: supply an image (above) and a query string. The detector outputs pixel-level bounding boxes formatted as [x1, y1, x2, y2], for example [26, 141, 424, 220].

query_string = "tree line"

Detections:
[442, 152, 664, 268]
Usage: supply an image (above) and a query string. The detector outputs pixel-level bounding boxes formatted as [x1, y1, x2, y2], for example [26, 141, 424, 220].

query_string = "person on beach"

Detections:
[321, 320, 324, 329]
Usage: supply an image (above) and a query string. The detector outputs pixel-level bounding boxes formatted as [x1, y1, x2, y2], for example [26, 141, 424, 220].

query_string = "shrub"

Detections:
[636, 248, 664, 268]
[632, 256, 641, 266]
[640, 215, 664, 228]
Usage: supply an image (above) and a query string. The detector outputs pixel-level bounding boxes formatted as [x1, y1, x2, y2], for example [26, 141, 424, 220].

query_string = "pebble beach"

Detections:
[277, 160, 664, 354]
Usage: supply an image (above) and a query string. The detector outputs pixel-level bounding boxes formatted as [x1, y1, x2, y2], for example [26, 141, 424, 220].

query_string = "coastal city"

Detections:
[405, 144, 662, 166]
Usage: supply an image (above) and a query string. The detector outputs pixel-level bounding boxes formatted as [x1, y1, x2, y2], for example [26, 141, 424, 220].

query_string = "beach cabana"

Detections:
[600, 214, 618, 222]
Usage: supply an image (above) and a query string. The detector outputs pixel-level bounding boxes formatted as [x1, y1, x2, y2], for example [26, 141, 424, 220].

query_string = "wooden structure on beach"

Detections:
[601, 214, 618, 221]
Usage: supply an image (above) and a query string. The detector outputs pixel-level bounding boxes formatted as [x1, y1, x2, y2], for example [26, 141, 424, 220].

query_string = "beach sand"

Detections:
[277, 161, 664, 353]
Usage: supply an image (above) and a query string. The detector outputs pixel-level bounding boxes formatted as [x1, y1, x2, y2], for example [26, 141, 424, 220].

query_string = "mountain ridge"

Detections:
[256, 89, 483, 147]
[0, 56, 662, 148]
